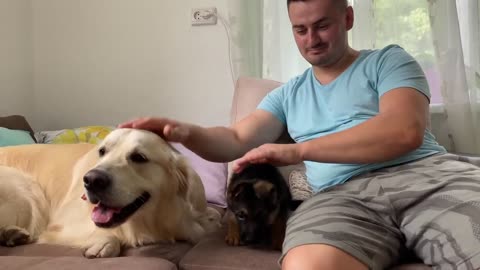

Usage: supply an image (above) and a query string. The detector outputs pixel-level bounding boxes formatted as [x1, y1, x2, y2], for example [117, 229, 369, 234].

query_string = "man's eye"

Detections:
[317, 24, 329, 30]
[130, 153, 149, 163]
[295, 29, 307, 35]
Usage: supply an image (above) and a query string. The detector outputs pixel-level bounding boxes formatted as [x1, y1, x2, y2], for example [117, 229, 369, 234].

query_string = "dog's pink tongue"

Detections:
[91, 205, 116, 224]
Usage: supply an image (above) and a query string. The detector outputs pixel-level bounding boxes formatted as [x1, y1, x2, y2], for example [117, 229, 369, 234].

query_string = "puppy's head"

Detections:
[83, 128, 190, 228]
[227, 179, 279, 245]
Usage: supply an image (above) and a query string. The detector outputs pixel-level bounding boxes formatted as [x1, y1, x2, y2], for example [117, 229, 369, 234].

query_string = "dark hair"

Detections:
[287, 0, 348, 9]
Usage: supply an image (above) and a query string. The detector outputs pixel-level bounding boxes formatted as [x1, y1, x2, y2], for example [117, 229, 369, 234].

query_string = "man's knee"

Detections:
[281, 244, 369, 270]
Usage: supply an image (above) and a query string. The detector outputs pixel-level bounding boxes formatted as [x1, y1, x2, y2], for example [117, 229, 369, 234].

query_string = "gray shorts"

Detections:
[282, 153, 480, 270]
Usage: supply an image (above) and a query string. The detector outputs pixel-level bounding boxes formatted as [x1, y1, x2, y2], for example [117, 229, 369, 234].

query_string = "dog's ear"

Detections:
[169, 155, 190, 198]
[231, 184, 245, 199]
[253, 180, 276, 201]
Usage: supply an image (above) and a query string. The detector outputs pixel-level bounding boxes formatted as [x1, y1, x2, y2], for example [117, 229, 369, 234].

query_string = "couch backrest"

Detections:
[227, 76, 304, 183]
[229, 76, 295, 144]
[230, 76, 282, 125]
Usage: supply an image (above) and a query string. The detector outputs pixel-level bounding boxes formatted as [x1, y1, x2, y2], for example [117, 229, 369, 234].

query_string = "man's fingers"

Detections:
[117, 119, 136, 128]
[117, 117, 190, 143]
[233, 161, 250, 173]
[118, 117, 150, 129]
[163, 124, 175, 139]
[233, 151, 270, 173]
[163, 124, 188, 142]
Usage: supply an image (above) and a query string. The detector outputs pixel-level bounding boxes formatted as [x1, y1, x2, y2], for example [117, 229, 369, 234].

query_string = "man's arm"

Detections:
[119, 110, 285, 163]
[298, 87, 428, 163]
[182, 110, 285, 162]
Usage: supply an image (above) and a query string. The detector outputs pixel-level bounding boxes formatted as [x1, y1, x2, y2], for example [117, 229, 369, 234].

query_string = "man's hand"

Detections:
[233, 143, 303, 173]
[118, 117, 190, 143]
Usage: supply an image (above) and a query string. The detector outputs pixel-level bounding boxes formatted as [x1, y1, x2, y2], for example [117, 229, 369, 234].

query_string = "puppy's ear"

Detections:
[230, 184, 245, 199]
[253, 180, 276, 201]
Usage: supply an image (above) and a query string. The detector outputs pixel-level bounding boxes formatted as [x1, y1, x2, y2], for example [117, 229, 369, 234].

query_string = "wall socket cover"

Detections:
[191, 7, 217, 26]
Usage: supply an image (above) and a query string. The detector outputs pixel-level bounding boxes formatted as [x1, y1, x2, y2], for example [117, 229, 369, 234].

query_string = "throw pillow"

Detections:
[170, 142, 227, 208]
[0, 115, 37, 142]
[36, 126, 115, 144]
[289, 169, 313, 201]
[0, 127, 36, 147]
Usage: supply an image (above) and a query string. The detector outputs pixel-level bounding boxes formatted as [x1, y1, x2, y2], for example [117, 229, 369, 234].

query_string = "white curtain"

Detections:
[225, 0, 263, 81]
[226, 0, 480, 155]
[427, 0, 480, 155]
[262, 0, 311, 82]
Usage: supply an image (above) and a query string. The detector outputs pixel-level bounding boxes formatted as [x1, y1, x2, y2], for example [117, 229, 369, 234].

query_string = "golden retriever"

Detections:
[0, 128, 220, 258]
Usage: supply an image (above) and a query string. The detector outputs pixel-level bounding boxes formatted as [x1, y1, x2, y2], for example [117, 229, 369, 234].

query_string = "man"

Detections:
[120, 0, 480, 269]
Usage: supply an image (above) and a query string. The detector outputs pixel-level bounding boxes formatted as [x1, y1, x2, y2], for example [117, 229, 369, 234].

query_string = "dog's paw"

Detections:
[0, 225, 32, 247]
[83, 238, 121, 258]
[225, 225, 242, 246]
[225, 233, 241, 246]
[225, 230, 241, 246]
[204, 207, 222, 232]
[225, 210, 242, 246]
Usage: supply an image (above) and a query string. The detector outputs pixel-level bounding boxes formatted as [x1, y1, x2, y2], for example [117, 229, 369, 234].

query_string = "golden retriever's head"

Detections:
[83, 128, 190, 228]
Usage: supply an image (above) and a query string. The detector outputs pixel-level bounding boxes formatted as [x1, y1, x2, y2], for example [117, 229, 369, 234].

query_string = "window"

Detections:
[350, 0, 442, 104]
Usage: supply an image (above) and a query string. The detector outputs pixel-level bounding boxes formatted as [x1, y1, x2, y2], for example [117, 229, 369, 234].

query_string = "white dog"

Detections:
[0, 128, 220, 258]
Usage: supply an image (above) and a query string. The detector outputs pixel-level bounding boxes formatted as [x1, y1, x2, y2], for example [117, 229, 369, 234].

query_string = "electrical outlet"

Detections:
[191, 7, 217, 26]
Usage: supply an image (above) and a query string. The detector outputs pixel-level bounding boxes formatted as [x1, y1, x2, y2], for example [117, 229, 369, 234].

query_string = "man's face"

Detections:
[288, 0, 353, 67]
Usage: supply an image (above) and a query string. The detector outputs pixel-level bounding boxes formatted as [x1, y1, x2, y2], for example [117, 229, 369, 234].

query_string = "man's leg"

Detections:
[379, 153, 480, 270]
[282, 244, 368, 270]
[279, 175, 405, 270]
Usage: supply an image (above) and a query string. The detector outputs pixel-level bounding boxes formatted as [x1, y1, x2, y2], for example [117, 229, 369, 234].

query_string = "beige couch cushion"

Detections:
[179, 229, 280, 270]
[0, 256, 176, 270]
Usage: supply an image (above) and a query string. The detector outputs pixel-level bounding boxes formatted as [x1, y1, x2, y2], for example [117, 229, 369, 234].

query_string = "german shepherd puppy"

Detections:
[225, 163, 301, 250]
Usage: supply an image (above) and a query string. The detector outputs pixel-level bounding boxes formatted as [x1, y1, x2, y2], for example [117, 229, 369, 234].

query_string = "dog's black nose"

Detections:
[83, 169, 111, 193]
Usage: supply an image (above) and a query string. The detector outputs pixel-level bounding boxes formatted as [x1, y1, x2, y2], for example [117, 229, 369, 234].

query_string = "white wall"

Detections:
[0, 0, 33, 119]
[31, 0, 234, 131]
[2, 0, 453, 152]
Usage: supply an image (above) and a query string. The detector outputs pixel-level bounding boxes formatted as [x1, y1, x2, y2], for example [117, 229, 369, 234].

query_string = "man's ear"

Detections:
[346, 6, 354, 30]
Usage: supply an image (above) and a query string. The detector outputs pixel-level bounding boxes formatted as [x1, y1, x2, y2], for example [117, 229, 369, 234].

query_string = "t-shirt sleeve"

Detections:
[377, 45, 431, 101]
[257, 85, 287, 125]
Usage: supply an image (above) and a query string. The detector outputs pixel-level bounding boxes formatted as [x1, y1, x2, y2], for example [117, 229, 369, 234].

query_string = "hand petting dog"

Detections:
[233, 143, 303, 173]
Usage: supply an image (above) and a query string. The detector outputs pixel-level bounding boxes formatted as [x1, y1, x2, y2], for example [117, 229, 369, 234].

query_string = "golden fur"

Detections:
[0, 128, 220, 258]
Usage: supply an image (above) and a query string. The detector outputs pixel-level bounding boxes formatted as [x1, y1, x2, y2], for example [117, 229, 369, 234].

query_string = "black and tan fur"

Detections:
[225, 163, 300, 250]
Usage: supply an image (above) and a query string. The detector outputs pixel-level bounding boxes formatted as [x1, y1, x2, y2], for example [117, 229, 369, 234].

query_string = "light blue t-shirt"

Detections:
[258, 44, 447, 192]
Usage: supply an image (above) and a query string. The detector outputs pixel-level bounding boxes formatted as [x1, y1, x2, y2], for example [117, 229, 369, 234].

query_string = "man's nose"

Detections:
[307, 29, 320, 47]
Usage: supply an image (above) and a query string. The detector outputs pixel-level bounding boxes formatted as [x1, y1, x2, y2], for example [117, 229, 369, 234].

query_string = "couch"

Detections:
[0, 77, 431, 269]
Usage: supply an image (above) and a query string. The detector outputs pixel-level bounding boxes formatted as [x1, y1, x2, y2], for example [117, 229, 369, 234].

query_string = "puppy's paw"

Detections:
[225, 229, 241, 246]
[225, 211, 241, 246]
[83, 237, 121, 258]
[0, 225, 32, 247]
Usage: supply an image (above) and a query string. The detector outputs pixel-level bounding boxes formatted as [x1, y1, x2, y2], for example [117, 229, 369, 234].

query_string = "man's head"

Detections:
[287, 0, 353, 68]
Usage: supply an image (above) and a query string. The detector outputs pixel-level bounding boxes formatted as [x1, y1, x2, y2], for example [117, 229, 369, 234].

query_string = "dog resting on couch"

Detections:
[0, 128, 220, 258]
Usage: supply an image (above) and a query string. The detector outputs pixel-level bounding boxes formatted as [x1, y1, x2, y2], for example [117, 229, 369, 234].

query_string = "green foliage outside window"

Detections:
[374, 0, 435, 68]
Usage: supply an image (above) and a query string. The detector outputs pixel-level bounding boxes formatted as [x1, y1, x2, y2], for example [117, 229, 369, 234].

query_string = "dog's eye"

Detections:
[98, 147, 106, 157]
[130, 153, 148, 163]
